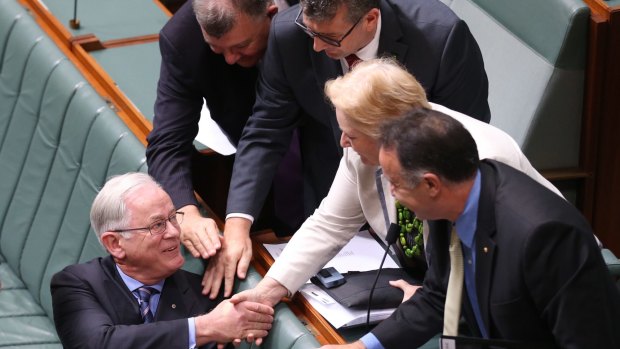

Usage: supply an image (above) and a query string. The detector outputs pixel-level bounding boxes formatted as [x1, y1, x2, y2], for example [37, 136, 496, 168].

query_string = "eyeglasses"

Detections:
[294, 8, 363, 47]
[111, 211, 184, 236]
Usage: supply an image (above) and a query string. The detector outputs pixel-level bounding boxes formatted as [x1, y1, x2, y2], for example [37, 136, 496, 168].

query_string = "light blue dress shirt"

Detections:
[454, 170, 488, 338]
[116, 266, 197, 348]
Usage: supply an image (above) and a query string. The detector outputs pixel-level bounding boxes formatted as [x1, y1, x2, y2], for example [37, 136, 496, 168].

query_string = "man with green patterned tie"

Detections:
[368, 108, 620, 349]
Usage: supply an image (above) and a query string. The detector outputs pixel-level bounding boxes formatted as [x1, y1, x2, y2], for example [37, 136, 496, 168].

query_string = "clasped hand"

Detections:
[195, 299, 274, 348]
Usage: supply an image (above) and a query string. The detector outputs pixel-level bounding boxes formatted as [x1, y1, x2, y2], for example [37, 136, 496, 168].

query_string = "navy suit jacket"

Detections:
[51, 256, 221, 349]
[371, 160, 620, 348]
[227, 0, 489, 220]
[146, 1, 259, 209]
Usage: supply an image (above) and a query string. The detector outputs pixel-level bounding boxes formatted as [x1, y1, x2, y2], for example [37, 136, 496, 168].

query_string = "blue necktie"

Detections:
[135, 286, 158, 323]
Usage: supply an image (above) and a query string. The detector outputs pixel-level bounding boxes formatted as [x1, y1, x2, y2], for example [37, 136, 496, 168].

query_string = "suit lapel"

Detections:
[377, 0, 408, 63]
[474, 162, 498, 335]
[155, 271, 197, 321]
[101, 256, 143, 325]
[310, 50, 342, 147]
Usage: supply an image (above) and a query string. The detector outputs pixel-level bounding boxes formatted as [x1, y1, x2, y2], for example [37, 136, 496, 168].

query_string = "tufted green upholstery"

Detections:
[0, 1, 145, 347]
[0, 1, 319, 348]
[439, 0, 589, 171]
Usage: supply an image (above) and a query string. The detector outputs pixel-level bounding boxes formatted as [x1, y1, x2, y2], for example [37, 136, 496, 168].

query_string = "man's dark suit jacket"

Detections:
[371, 160, 620, 349]
[227, 0, 490, 221]
[51, 256, 221, 349]
[146, 1, 259, 209]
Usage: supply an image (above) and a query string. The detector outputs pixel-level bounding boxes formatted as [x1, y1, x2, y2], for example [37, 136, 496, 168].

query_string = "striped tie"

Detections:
[135, 286, 158, 323]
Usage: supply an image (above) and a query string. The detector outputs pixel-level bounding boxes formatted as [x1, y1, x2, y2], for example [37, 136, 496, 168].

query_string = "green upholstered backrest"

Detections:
[439, 0, 589, 170]
[0, 1, 145, 345]
[0, 16, 147, 320]
[603, 248, 620, 277]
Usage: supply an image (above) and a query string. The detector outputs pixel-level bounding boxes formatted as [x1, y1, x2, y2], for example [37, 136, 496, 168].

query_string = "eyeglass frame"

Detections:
[294, 7, 364, 47]
[110, 211, 185, 236]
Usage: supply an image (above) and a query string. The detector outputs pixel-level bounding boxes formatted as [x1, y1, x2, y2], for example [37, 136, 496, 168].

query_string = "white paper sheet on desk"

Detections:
[264, 230, 400, 328]
[263, 230, 399, 275]
[299, 283, 397, 328]
[195, 101, 236, 155]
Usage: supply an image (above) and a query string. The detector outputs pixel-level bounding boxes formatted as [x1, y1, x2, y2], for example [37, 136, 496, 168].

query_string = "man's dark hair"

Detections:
[193, 0, 273, 38]
[380, 108, 480, 187]
[300, 0, 379, 23]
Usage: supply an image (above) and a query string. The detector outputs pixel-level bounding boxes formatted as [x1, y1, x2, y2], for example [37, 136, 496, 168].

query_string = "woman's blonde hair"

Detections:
[325, 57, 431, 139]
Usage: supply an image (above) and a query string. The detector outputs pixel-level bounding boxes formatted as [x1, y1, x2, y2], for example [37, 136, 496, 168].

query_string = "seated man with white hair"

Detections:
[51, 173, 273, 349]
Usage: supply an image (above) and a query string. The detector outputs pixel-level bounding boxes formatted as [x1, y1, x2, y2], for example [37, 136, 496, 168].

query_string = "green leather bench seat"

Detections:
[603, 248, 620, 277]
[40, 0, 169, 42]
[440, 0, 589, 171]
[89, 42, 161, 121]
[442, 0, 620, 285]
[0, 2, 146, 347]
[0, 1, 319, 348]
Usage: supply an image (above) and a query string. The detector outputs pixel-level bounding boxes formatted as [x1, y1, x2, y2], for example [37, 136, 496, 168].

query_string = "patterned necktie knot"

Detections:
[345, 54, 361, 69]
[135, 286, 158, 323]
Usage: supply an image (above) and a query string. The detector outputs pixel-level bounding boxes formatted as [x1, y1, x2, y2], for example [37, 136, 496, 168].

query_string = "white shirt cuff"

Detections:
[188, 317, 197, 348]
[225, 213, 254, 224]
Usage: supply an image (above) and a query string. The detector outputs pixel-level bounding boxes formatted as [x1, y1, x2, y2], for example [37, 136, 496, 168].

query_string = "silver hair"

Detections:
[90, 172, 161, 243]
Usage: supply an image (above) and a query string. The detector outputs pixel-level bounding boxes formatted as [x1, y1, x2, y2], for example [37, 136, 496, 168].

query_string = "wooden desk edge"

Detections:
[252, 241, 347, 345]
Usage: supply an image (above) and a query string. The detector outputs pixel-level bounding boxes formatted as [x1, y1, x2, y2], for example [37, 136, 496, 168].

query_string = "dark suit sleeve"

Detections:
[371, 225, 449, 348]
[51, 268, 191, 349]
[431, 20, 490, 123]
[146, 29, 204, 209]
[225, 20, 301, 218]
[521, 223, 620, 348]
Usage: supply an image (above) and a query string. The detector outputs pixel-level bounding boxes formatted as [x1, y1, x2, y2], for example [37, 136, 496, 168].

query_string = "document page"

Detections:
[264, 230, 399, 275]
[195, 101, 236, 155]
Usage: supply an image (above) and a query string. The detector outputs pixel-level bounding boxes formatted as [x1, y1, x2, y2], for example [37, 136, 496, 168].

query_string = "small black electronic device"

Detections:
[315, 267, 346, 289]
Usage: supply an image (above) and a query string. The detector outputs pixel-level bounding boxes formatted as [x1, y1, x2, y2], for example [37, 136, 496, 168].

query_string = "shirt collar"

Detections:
[454, 169, 481, 249]
[355, 13, 381, 61]
[341, 13, 381, 70]
[116, 264, 165, 293]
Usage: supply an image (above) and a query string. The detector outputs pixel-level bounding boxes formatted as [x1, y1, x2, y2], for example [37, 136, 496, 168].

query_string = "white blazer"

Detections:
[266, 103, 561, 294]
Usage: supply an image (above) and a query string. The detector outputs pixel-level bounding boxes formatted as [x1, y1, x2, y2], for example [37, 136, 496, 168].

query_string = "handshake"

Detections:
[193, 276, 290, 348]
[194, 298, 275, 348]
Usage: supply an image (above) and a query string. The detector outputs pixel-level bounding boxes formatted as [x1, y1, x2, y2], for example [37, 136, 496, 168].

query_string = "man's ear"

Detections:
[101, 232, 126, 260]
[422, 173, 442, 197]
[362, 8, 380, 30]
[267, 4, 278, 18]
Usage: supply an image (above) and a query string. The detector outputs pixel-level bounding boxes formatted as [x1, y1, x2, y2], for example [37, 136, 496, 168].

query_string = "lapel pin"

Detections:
[171, 304, 176, 309]
[483, 247, 488, 253]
